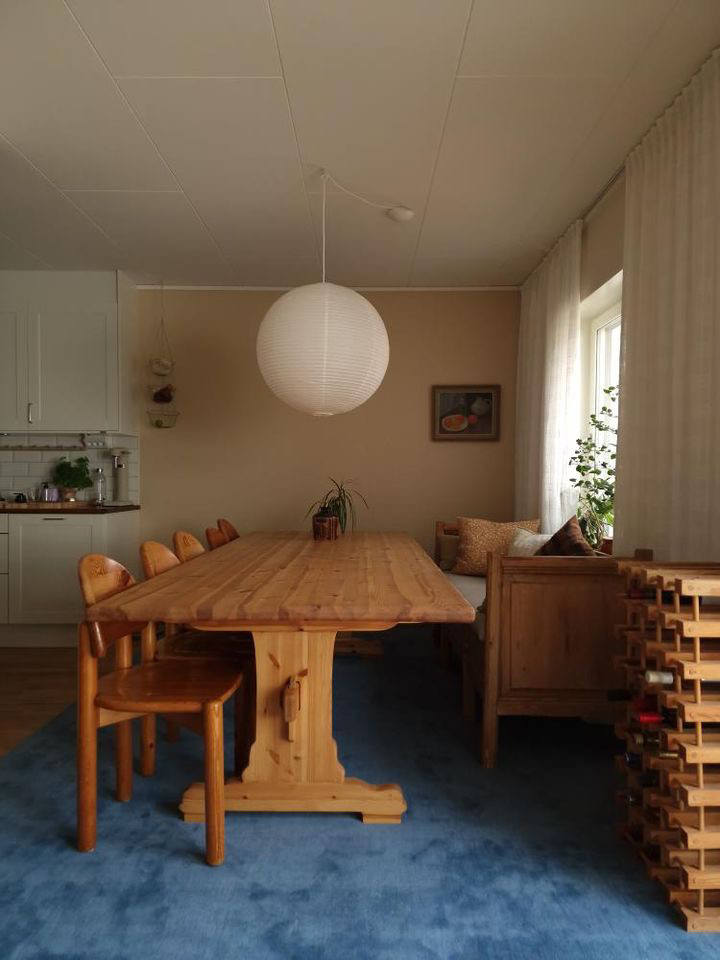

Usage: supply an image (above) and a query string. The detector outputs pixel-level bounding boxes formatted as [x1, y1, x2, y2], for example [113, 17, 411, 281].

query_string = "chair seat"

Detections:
[158, 629, 253, 661]
[96, 659, 243, 714]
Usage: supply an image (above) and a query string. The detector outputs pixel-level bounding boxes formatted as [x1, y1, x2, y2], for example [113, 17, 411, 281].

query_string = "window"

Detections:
[580, 270, 622, 428]
[591, 309, 621, 423]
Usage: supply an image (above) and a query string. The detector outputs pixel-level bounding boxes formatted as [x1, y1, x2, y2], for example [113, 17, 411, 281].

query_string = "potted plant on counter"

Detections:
[52, 456, 93, 502]
[306, 478, 368, 540]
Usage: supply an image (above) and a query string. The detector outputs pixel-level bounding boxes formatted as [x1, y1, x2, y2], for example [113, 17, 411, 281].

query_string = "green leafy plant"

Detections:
[306, 478, 368, 533]
[52, 456, 93, 491]
[569, 385, 618, 548]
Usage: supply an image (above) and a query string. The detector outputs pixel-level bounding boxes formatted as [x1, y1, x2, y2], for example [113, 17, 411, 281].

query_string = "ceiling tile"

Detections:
[0, 231, 49, 269]
[119, 78, 315, 257]
[66, 190, 220, 260]
[521, 0, 720, 274]
[66, 0, 280, 78]
[270, 0, 472, 208]
[306, 192, 418, 283]
[0, 136, 120, 268]
[459, 0, 676, 78]
[411, 254, 536, 287]
[416, 75, 613, 261]
[0, 1, 174, 190]
[223, 257, 321, 287]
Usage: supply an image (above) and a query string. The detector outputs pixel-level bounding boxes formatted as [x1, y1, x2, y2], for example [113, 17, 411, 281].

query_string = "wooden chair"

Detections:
[77, 554, 243, 865]
[173, 531, 205, 563]
[217, 518, 239, 541]
[139, 539, 256, 773]
[206, 526, 227, 551]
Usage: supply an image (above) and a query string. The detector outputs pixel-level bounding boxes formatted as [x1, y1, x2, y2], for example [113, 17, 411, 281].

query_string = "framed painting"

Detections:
[431, 385, 500, 441]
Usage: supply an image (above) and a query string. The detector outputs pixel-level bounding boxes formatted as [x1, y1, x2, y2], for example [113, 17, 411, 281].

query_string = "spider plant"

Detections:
[305, 478, 368, 533]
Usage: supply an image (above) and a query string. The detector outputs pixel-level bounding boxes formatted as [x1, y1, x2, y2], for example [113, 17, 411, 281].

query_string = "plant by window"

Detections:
[52, 456, 93, 491]
[569, 385, 618, 548]
[306, 478, 368, 533]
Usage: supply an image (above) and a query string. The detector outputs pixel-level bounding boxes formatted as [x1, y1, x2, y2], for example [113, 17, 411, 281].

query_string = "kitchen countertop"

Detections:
[0, 502, 140, 514]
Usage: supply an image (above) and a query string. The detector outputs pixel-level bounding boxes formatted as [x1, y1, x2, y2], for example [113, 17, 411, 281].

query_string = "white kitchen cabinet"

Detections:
[7, 510, 139, 625]
[0, 271, 120, 433]
[0, 307, 28, 431]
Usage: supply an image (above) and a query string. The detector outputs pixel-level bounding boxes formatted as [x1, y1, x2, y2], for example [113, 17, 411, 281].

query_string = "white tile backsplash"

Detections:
[0, 433, 140, 503]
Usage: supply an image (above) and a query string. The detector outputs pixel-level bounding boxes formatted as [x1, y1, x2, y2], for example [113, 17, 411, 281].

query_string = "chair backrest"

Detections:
[140, 540, 180, 579]
[217, 518, 239, 541]
[78, 554, 135, 607]
[173, 530, 206, 563]
[206, 526, 227, 550]
[434, 520, 459, 569]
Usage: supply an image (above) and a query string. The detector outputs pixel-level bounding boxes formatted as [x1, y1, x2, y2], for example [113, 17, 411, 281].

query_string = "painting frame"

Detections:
[431, 384, 501, 441]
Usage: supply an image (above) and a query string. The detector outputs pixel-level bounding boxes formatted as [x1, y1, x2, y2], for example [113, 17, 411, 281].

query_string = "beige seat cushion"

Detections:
[453, 516, 540, 575]
[443, 572, 486, 641]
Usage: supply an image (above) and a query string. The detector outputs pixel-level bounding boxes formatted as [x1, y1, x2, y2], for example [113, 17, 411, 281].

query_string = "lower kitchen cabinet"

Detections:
[3, 511, 139, 626]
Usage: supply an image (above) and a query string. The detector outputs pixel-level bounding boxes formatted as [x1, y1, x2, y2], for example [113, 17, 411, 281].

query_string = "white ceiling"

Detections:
[0, 0, 719, 288]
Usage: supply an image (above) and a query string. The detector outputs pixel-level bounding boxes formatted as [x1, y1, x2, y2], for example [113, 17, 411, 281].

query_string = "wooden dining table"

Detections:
[86, 531, 475, 824]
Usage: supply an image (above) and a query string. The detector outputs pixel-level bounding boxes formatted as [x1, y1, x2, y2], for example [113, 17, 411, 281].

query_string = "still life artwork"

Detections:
[431, 385, 500, 441]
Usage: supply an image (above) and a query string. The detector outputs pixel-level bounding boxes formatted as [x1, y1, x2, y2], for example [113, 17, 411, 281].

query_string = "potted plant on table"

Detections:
[569, 385, 618, 550]
[306, 478, 368, 540]
[52, 456, 93, 502]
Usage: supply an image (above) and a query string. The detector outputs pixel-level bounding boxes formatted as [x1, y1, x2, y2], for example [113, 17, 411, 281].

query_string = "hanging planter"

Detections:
[147, 409, 180, 429]
[146, 282, 180, 428]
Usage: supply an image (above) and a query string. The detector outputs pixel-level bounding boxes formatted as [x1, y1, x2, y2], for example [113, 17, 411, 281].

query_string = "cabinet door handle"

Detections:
[27, 402, 33, 424]
[42, 517, 66, 521]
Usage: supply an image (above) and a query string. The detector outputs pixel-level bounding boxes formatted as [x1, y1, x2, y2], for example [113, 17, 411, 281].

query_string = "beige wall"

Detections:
[136, 289, 520, 554]
[580, 173, 625, 299]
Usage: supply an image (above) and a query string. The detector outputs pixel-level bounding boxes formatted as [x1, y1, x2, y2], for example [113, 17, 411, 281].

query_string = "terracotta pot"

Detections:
[60, 487, 78, 502]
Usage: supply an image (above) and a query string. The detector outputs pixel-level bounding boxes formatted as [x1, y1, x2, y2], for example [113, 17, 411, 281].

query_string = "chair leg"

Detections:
[203, 701, 225, 867]
[115, 633, 133, 801]
[140, 716, 156, 777]
[140, 623, 157, 776]
[77, 624, 98, 853]
[115, 721, 133, 802]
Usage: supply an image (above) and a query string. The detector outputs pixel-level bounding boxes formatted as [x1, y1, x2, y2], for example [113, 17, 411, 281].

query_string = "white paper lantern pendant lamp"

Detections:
[257, 172, 411, 417]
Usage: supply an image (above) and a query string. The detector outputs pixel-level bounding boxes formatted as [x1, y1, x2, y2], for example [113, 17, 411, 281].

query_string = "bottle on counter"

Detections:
[93, 467, 106, 506]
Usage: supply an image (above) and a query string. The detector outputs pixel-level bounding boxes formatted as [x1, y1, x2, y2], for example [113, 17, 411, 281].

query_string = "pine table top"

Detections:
[87, 530, 476, 628]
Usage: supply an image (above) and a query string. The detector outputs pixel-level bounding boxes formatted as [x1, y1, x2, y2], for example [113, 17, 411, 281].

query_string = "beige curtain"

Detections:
[614, 50, 720, 561]
[515, 221, 582, 533]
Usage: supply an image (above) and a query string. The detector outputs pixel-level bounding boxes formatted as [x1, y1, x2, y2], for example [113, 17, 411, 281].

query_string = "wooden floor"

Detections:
[0, 648, 77, 757]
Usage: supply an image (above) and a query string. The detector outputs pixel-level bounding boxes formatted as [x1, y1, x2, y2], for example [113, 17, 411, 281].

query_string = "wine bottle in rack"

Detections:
[644, 670, 674, 685]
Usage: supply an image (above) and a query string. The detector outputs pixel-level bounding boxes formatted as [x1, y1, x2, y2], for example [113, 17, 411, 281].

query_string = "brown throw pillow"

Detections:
[453, 517, 541, 576]
[534, 516, 595, 557]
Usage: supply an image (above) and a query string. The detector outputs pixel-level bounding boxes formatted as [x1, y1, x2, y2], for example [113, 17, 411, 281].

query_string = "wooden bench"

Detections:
[435, 521, 647, 766]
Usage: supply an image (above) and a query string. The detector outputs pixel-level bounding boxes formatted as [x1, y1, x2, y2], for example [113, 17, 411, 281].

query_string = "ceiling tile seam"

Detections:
[135, 283, 520, 292]
[265, 0, 325, 275]
[112, 75, 283, 80]
[407, 0, 476, 287]
[507, 0, 683, 285]
[456, 73, 614, 80]
[0, 227, 53, 268]
[0, 129, 122, 252]
[65, 188, 183, 194]
[60, 0, 233, 271]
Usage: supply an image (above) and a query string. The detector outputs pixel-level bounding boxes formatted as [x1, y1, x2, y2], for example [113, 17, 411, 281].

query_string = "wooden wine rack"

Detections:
[615, 561, 720, 932]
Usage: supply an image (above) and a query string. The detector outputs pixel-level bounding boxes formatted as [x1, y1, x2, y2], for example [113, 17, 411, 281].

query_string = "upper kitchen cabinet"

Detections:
[0, 271, 124, 433]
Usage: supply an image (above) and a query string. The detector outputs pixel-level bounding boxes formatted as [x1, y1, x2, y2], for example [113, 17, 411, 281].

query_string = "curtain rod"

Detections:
[580, 164, 625, 223]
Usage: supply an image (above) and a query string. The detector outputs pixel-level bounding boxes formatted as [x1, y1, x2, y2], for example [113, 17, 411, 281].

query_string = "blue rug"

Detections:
[1, 628, 718, 960]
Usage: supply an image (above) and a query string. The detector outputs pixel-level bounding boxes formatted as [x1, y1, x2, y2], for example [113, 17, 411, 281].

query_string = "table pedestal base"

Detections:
[180, 776, 406, 824]
[179, 628, 406, 824]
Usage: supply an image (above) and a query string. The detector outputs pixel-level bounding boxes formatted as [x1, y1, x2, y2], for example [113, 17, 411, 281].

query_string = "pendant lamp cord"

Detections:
[321, 170, 327, 283]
